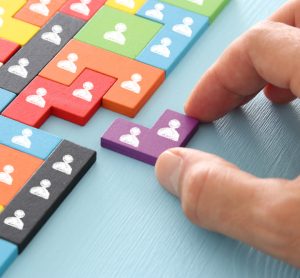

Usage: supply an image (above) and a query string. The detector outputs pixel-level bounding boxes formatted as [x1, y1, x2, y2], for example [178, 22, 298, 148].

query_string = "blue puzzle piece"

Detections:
[0, 239, 18, 277]
[0, 89, 15, 112]
[137, 0, 209, 74]
[0, 116, 61, 160]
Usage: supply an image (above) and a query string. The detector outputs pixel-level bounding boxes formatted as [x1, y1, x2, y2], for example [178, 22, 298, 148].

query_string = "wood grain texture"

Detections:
[4, 0, 300, 277]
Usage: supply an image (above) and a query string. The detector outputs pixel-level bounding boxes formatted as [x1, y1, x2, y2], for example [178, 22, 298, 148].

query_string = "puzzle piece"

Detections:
[3, 69, 116, 127]
[0, 13, 85, 94]
[0, 0, 26, 16]
[0, 239, 17, 277]
[161, 0, 229, 22]
[136, 0, 209, 73]
[106, 0, 147, 14]
[0, 116, 61, 160]
[0, 206, 3, 213]
[14, 0, 69, 27]
[0, 89, 15, 112]
[75, 6, 162, 58]
[101, 110, 199, 165]
[0, 145, 43, 206]
[61, 0, 106, 21]
[0, 39, 20, 64]
[0, 140, 96, 252]
[40, 39, 165, 117]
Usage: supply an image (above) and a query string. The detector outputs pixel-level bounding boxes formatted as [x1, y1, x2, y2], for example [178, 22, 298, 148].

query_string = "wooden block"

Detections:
[105, 0, 147, 14]
[75, 6, 162, 59]
[0, 88, 15, 112]
[14, 0, 69, 27]
[0, 116, 61, 160]
[101, 109, 199, 165]
[0, 239, 18, 277]
[3, 69, 116, 127]
[0, 39, 20, 64]
[60, 0, 106, 21]
[136, 0, 209, 74]
[40, 39, 165, 117]
[0, 140, 96, 252]
[161, 0, 229, 22]
[0, 13, 85, 94]
[0, 145, 43, 206]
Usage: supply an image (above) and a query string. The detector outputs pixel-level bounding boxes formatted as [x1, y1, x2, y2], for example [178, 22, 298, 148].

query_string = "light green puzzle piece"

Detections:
[75, 6, 162, 59]
[161, 0, 229, 22]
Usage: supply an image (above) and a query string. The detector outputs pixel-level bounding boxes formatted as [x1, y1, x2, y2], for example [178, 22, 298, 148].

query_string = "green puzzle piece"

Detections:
[161, 0, 229, 22]
[75, 6, 162, 59]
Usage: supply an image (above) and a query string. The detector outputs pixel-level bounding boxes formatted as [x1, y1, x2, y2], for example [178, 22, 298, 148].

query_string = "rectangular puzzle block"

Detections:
[0, 13, 85, 94]
[0, 239, 18, 277]
[0, 39, 20, 64]
[106, 0, 147, 14]
[75, 6, 162, 59]
[161, 0, 229, 22]
[0, 140, 96, 252]
[40, 39, 165, 117]
[0, 145, 43, 206]
[3, 69, 116, 127]
[101, 109, 199, 165]
[60, 0, 106, 21]
[0, 89, 15, 112]
[0, 116, 61, 160]
[136, 0, 209, 73]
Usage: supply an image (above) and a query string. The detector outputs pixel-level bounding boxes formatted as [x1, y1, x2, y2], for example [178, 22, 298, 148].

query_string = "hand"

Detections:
[155, 0, 300, 268]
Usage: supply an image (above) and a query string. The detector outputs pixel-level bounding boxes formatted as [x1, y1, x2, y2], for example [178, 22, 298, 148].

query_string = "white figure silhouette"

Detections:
[70, 0, 91, 16]
[11, 128, 33, 149]
[30, 179, 51, 200]
[116, 0, 135, 9]
[41, 25, 63, 45]
[145, 3, 164, 20]
[104, 23, 127, 45]
[72, 81, 93, 102]
[0, 7, 5, 28]
[150, 37, 171, 58]
[4, 210, 25, 230]
[29, 0, 51, 16]
[26, 87, 47, 108]
[0, 165, 14, 185]
[172, 17, 194, 37]
[57, 53, 78, 73]
[188, 0, 205, 5]
[52, 154, 74, 175]
[157, 119, 181, 141]
[119, 127, 141, 148]
[8, 58, 29, 78]
[121, 73, 142, 94]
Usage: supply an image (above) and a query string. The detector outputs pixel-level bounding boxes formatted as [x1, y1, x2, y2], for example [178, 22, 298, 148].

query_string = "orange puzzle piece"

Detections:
[39, 39, 165, 117]
[0, 145, 43, 206]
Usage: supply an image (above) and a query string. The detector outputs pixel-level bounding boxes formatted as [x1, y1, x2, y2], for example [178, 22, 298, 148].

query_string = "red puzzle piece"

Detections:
[2, 69, 116, 127]
[0, 39, 20, 63]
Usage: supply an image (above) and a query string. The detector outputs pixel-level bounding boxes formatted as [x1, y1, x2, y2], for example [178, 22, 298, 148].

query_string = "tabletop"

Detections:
[4, 0, 300, 277]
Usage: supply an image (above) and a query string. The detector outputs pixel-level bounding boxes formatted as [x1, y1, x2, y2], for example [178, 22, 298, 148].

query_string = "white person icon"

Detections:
[41, 25, 63, 45]
[4, 210, 25, 230]
[70, 0, 91, 16]
[0, 165, 14, 185]
[30, 179, 51, 200]
[11, 128, 33, 149]
[104, 23, 127, 45]
[29, 0, 51, 16]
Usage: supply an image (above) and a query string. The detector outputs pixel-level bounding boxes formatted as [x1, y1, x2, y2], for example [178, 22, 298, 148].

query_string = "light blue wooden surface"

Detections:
[4, 0, 300, 277]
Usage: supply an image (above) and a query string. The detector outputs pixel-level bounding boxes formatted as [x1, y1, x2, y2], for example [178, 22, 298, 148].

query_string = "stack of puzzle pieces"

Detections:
[0, 0, 228, 276]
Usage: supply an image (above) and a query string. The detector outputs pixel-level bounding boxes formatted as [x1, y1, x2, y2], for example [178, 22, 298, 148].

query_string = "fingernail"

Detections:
[155, 150, 183, 197]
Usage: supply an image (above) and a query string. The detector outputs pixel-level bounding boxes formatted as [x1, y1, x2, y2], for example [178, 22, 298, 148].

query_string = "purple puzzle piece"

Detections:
[101, 110, 199, 165]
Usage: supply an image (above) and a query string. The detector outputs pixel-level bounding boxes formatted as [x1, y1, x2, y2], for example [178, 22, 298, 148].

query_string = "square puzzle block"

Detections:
[0, 140, 96, 252]
[40, 39, 165, 117]
[0, 89, 15, 112]
[0, 116, 61, 160]
[101, 110, 199, 165]
[161, 0, 229, 22]
[75, 6, 162, 59]
[14, 0, 69, 27]
[0, 239, 18, 277]
[106, 0, 147, 14]
[0, 145, 43, 206]
[3, 69, 116, 127]
[60, 0, 106, 21]
[0, 39, 20, 64]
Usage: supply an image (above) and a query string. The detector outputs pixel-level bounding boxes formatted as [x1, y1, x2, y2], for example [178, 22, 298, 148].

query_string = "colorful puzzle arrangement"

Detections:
[0, 0, 228, 276]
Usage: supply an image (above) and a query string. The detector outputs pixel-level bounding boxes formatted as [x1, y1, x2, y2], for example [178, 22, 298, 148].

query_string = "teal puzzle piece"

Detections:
[0, 239, 18, 277]
[0, 89, 15, 112]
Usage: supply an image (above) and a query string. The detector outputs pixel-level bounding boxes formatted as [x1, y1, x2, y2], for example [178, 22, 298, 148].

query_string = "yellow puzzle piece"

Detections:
[0, 0, 26, 16]
[0, 205, 4, 214]
[105, 0, 147, 14]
